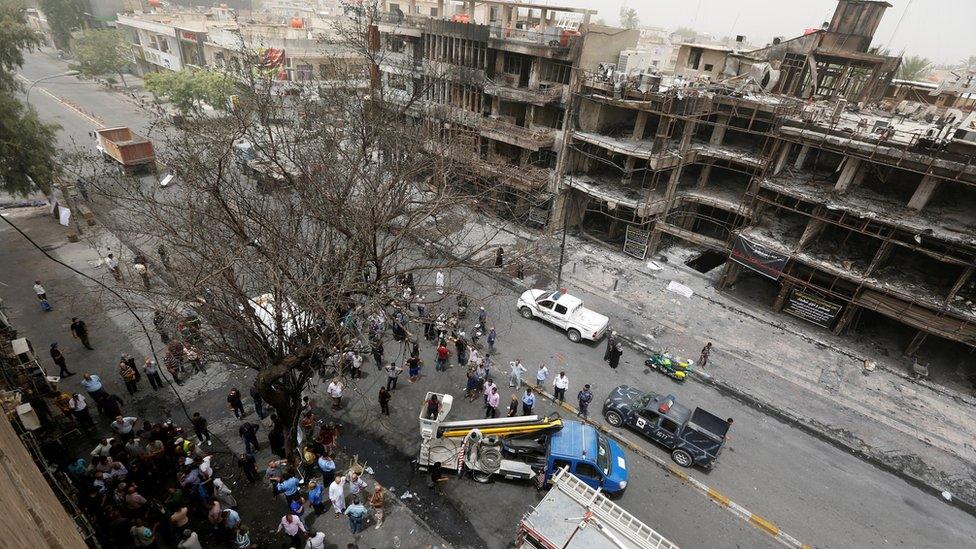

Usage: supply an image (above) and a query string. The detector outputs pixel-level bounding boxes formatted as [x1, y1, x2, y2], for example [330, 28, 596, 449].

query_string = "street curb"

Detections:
[613, 333, 976, 520]
[524, 382, 812, 549]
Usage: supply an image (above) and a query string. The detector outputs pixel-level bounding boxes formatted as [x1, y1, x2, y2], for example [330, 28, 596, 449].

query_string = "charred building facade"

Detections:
[556, 0, 976, 367]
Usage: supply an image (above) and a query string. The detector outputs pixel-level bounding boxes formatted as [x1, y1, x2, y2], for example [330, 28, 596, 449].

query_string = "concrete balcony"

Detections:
[484, 80, 566, 105]
[480, 116, 556, 151]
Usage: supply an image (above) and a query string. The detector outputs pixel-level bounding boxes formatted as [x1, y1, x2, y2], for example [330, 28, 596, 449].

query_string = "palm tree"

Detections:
[619, 7, 640, 29]
[897, 55, 932, 81]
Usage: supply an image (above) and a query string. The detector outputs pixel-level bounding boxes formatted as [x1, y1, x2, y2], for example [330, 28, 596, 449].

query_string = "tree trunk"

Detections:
[118, 71, 128, 89]
[256, 353, 307, 458]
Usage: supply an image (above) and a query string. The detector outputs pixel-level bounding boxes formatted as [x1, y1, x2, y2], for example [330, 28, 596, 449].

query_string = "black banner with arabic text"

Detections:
[730, 234, 789, 279]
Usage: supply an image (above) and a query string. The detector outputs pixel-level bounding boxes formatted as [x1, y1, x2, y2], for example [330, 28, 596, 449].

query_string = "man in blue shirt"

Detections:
[223, 508, 241, 530]
[277, 475, 300, 501]
[81, 373, 107, 403]
[522, 388, 536, 416]
[317, 454, 336, 484]
[344, 497, 368, 534]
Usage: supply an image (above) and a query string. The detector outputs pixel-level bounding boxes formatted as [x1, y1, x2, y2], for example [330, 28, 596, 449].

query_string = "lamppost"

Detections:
[25, 70, 80, 102]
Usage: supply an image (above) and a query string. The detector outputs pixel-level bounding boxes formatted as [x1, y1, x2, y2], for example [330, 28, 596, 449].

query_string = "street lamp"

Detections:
[25, 70, 80, 102]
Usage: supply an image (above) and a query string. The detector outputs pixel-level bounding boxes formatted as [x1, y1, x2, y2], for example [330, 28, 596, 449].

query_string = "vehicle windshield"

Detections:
[596, 435, 611, 475]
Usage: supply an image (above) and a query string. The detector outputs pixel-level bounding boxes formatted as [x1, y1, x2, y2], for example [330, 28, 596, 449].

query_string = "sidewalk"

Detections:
[438, 212, 976, 511]
[0, 205, 456, 548]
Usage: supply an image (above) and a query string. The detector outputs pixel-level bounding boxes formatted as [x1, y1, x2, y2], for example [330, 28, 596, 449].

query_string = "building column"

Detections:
[623, 156, 637, 181]
[709, 115, 729, 146]
[945, 266, 974, 304]
[797, 218, 826, 251]
[772, 280, 795, 312]
[904, 330, 929, 356]
[632, 110, 649, 141]
[906, 175, 940, 211]
[437, 0, 444, 17]
[697, 164, 712, 188]
[773, 142, 791, 175]
[528, 58, 541, 89]
[793, 144, 810, 170]
[834, 157, 864, 193]
[525, 104, 536, 129]
[720, 261, 742, 288]
[678, 204, 698, 230]
[832, 302, 859, 335]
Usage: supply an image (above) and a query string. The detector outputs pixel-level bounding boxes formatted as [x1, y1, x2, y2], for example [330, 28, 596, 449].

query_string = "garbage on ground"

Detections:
[942, 490, 953, 501]
[666, 280, 694, 298]
[364, 465, 375, 475]
[400, 490, 414, 500]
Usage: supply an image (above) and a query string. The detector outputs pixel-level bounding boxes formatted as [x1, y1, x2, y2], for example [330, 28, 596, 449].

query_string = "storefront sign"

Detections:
[783, 289, 843, 328]
[730, 234, 789, 279]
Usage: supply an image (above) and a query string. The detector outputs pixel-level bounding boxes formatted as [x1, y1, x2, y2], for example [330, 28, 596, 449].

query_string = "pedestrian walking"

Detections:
[406, 355, 422, 383]
[536, 364, 549, 386]
[80, 372, 107, 401]
[69, 393, 94, 428]
[238, 452, 259, 482]
[349, 351, 363, 380]
[486, 326, 497, 354]
[70, 317, 94, 350]
[33, 281, 52, 311]
[371, 340, 384, 370]
[239, 421, 260, 453]
[152, 310, 170, 344]
[157, 243, 170, 270]
[495, 247, 504, 267]
[164, 350, 183, 385]
[434, 341, 449, 371]
[369, 484, 385, 529]
[134, 261, 150, 290]
[507, 393, 519, 417]
[328, 378, 343, 410]
[423, 313, 435, 342]
[277, 514, 306, 547]
[577, 384, 593, 418]
[143, 358, 163, 390]
[106, 253, 123, 282]
[608, 342, 623, 369]
[308, 480, 326, 515]
[604, 331, 618, 362]
[119, 358, 139, 395]
[553, 371, 569, 402]
[191, 412, 212, 444]
[509, 359, 526, 387]
[328, 476, 347, 516]
[485, 387, 500, 418]
[49, 343, 74, 377]
[699, 342, 712, 368]
[522, 388, 536, 416]
[249, 384, 266, 418]
[385, 361, 402, 390]
[435, 270, 444, 295]
[454, 336, 468, 367]
[378, 387, 392, 416]
[227, 388, 245, 418]
[344, 497, 367, 534]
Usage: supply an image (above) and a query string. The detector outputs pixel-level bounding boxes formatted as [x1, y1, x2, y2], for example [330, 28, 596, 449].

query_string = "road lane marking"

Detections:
[526, 381, 812, 549]
[16, 73, 104, 127]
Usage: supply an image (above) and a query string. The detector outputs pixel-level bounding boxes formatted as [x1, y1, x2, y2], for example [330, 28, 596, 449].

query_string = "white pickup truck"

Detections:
[517, 289, 610, 342]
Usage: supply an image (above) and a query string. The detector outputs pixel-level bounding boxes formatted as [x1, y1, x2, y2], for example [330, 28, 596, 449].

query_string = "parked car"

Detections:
[602, 385, 731, 468]
[516, 289, 609, 343]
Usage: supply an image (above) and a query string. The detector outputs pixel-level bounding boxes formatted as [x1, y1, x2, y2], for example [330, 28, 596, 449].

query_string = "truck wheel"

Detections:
[471, 470, 492, 483]
[519, 307, 533, 319]
[567, 329, 581, 343]
[671, 449, 693, 468]
[604, 410, 623, 427]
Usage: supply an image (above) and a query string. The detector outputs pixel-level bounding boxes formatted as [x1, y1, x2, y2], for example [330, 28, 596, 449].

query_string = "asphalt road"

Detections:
[17, 50, 976, 548]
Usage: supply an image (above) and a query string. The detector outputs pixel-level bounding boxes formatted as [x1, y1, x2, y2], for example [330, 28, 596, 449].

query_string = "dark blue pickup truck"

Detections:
[602, 385, 731, 468]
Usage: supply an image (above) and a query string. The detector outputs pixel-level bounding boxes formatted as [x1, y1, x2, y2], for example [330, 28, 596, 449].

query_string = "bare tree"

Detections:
[82, 7, 524, 454]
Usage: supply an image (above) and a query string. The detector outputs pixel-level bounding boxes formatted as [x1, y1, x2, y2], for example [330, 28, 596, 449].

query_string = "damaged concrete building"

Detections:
[556, 0, 976, 368]
[371, 0, 636, 223]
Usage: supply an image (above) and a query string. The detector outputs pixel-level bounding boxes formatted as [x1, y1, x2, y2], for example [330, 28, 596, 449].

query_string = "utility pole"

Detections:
[551, 37, 584, 289]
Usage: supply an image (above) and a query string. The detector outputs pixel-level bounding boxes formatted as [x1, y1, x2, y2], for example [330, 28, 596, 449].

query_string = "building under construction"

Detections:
[556, 0, 976, 367]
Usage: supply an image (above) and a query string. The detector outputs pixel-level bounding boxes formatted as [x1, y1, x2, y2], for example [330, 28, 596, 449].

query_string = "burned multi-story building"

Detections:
[372, 0, 636, 223]
[557, 0, 976, 367]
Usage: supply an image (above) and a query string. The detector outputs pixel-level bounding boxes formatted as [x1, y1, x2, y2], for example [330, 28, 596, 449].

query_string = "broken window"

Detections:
[687, 47, 703, 70]
[504, 54, 522, 76]
[703, 63, 714, 72]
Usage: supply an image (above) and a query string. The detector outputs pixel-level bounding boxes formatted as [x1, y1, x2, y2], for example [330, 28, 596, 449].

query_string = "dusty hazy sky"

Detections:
[559, 0, 973, 64]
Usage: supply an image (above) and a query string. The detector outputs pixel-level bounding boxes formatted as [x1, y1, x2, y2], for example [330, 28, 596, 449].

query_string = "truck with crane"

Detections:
[417, 392, 629, 494]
